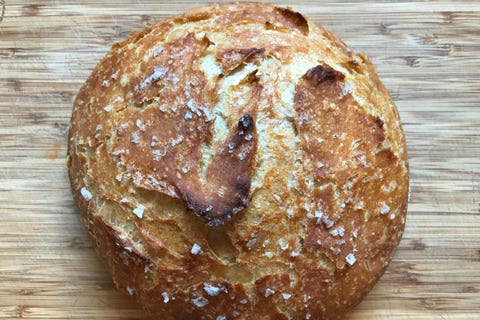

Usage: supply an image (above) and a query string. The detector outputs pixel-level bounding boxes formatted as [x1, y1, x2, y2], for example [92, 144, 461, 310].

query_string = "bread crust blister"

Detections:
[68, 3, 409, 319]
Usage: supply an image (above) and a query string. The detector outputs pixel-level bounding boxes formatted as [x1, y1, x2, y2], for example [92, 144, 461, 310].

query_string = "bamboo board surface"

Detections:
[1, 0, 479, 319]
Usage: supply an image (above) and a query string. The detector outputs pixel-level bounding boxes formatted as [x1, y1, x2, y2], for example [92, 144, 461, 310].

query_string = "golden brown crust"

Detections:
[67, 2, 409, 319]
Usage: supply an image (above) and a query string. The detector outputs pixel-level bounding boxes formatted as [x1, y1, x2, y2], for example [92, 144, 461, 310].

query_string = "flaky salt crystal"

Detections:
[279, 238, 289, 250]
[161, 292, 169, 303]
[282, 293, 292, 300]
[265, 288, 275, 298]
[191, 296, 208, 308]
[380, 203, 391, 215]
[133, 205, 145, 218]
[80, 187, 92, 201]
[204, 283, 221, 296]
[191, 243, 203, 255]
[346, 253, 356, 266]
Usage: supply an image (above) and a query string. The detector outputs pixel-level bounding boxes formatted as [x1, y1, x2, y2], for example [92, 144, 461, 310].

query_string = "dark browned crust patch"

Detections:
[182, 114, 257, 226]
[273, 7, 309, 36]
[217, 47, 266, 73]
[304, 64, 345, 85]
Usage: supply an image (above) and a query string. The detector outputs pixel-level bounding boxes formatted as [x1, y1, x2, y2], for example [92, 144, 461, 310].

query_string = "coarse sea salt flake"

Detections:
[136, 119, 146, 131]
[342, 82, 352, 95]
[191, 296, 208, 308]
[153, 46, 164, 57]
[133, 205, 145, 218]
[282, 293, 292, 300]
[191, 243, 203, 255]
[330, 226, 345, 237]
[279, 238, 289, 250]
[152, 147, 167, 158]
[140, 66, 168, 89]
[346, 253, 356, 266]
[202, 107, 214, 122]
[322, 215, 335, 228]
[265, 288, 275, 298]
[380, 203, 391, 215]
[161, 292, 170, 303]
[120, 74, 129, 87]
[104, 104, 113, 112]
[117, 123, 128, 134]
[286, 208, 294, 218]
[80, 187, 92, 201]
[151, 136, 158, 147]
[126, 286, 134, 295]
[238, 150, 247, 161]
[131, 132, 141, 144]
[216, 316, 226, 320]
[169, 75, 180, 86]
[315, 211, 323, 224]
[263, 251, 274, 258]
[171, 135, 183, 146]
[204, 283, 221, 296]
[159, 104, 168, 112]
[356, 201, 365, 210]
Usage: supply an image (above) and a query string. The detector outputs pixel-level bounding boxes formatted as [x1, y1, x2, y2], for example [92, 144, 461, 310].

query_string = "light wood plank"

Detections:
[0, 0, 479, 319]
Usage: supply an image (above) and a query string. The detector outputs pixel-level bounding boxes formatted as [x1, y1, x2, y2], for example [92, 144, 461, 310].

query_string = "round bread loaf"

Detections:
[68, 2, 409, 319]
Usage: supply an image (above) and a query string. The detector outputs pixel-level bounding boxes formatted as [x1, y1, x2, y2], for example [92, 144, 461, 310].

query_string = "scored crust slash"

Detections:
[67, 2, 409, 320]
[182, 113, 257, 226]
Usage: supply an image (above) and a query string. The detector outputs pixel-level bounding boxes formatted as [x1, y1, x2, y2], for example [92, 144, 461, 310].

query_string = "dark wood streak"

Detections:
[22, 4, 40, 17]
[0, 0, 4, 24]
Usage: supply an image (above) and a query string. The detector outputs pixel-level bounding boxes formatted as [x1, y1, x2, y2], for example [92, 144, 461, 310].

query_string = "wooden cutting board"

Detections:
[1, 0, 479, 319]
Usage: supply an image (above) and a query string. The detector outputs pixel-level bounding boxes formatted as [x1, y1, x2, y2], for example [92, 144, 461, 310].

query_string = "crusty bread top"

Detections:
[68, 2, 409, 319]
